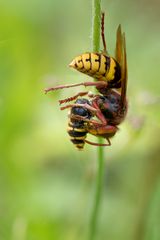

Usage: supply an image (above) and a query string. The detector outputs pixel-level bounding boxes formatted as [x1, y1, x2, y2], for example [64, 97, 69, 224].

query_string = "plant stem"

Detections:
[92, 0, 101, 52]
[89, 1, 105, 240]
[89, 142, 104, 240]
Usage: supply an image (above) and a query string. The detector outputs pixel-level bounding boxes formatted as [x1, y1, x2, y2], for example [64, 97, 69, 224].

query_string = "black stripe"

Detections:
[106, 56, 110, 71]
[107, 60, 121, 88]
[80, 55, 90, 73]
[76, 145, 84, 149]
[69, 119, 84, 128]
[68, 130, 87, 137]
[71, 139, 84, 144]
[102, 56, 110, 76]
[107, 56, 110, 68]
[115, 62, 121, 81]
[75, 62, 78, 68]
[108, 80, 121, 88]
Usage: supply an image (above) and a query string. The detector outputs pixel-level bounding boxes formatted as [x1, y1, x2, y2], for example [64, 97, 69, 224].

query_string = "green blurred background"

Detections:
[0, 0, 160, 239]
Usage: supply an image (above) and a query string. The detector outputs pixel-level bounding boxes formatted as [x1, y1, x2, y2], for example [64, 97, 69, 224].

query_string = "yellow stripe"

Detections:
[67, 126, 86, 133]
[88, 129, 97, 136]
[90, 53, 100, 73]
[68, 122, 74, 127]
[75, 56, 83, 69]
[74, 128, 86, 132]
[70, 136, 86, 140]
[82, 53, 91, 71]
[67, 126, 73, 132]
[106, 57, 116, 81]
[98, 54, 106, 75]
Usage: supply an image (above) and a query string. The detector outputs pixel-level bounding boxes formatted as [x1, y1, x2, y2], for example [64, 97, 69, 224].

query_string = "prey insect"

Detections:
[45, 12, 126, 97]
[67, 98, 93, 150]
[67, 97, 116, 149]
[62, 77, 127, 149]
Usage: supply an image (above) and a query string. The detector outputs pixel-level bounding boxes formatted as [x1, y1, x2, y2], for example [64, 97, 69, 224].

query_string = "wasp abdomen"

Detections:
[67, 98, 92, 150]
[67, 121, 87, 150]
[69, 53, 121, 88]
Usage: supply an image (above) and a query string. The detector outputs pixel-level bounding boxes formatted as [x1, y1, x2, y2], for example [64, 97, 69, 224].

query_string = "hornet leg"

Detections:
[59, 91, 98, 105]
[85, 138, 111, 147]
[44, 81, 108, 94]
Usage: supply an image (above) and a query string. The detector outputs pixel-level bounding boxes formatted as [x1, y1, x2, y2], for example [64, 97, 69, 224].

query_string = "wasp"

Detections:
[67, 98, 93, 150]
[69, 12, 121, 89]
[45, 12, 126, 96]
[61, 68, 127, 148]
[45, 12, 128, 148]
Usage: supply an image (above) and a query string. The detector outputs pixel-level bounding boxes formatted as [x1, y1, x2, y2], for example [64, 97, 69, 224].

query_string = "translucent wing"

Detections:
[115, 25, 127, 108]
[115, 24, 123, 65]
[120, 33, 127, 108]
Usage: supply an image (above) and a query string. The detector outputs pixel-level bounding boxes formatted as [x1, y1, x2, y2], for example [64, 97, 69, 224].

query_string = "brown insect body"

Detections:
[95, 90, 127, 125]
[65, 89, 127, 149]
[67, 88, 127, 148]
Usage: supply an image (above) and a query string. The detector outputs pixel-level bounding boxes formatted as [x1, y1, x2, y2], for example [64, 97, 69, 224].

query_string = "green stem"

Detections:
[92, 0, 101, 52]
[89, 1, 105, 240]
[89, 142, 104, 240]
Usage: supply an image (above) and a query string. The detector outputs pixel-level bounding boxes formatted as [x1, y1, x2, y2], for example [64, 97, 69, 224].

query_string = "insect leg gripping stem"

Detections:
[85, 138, 111, 146]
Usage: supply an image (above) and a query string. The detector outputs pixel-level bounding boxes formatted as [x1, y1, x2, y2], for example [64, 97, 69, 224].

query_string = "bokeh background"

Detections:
[0, 0, 160, 239]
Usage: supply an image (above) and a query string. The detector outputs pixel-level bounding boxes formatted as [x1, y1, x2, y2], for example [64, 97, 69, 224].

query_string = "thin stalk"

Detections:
[92, 0, 101, 52]
[89, 1, 105, 240]
[89, 142, 104, 240]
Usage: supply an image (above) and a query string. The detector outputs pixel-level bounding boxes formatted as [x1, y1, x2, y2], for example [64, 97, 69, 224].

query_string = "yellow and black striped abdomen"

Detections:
[67, 98, 93, 150]
[67, 121, 87, 150]
[69, 53, 121, 88]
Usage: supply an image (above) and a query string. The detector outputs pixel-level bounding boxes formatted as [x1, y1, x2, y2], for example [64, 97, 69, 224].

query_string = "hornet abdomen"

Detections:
[69, 53, 121, 88]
